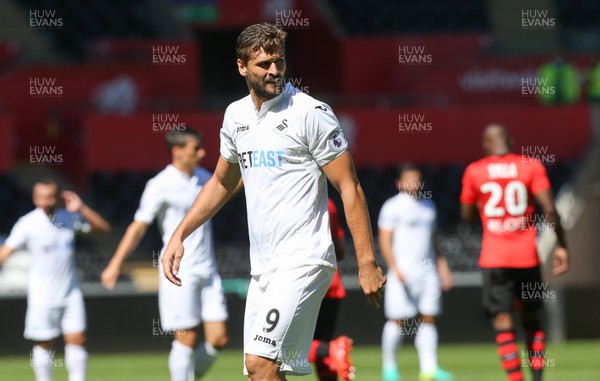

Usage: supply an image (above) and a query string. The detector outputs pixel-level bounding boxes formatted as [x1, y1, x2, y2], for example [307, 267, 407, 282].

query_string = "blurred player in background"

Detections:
[161, 22, 386, 381]
[309, 199, 354, 381]
[0, 180, 110, 381]
[460, 124, 569, 381]
[101, 129, 228, 381]
[379, 164, 454, 381]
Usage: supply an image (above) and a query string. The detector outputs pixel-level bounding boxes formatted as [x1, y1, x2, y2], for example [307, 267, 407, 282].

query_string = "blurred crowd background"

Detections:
[0, 0, 599, 351]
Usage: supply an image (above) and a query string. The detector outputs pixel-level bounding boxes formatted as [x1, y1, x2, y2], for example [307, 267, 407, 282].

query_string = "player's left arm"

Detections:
[322, 151, 386, 308]
[432, 232, 453, 291]
[62, 190, 111, 233]
[534, 189, 569, 275]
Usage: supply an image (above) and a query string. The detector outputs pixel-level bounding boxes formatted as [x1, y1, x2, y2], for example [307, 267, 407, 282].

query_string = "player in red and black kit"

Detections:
[460, 124, 569, 381]
[309, 199, 355, 381]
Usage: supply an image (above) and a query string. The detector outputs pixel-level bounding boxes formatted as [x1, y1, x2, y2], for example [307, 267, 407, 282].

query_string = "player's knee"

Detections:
[64, 332, 86, 346]
[245, 354, 278, 379]
[36, 340, 55, 350]
[175, 328, 199, 347]
[207, 332, 228, 350]
[492, 312, 513, 330]
[421, 315, 436, 324]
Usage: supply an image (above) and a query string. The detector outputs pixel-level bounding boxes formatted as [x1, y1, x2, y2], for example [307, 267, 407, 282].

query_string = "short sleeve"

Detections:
[460, 164, 477, 205]
[530, 160, 551, 195]
[4, 217, 28, 250]
[133, 179, 163, 224]
[306, 104, 348, 167]
[219, 113, 238, 163]
[378, 200, 395, 231]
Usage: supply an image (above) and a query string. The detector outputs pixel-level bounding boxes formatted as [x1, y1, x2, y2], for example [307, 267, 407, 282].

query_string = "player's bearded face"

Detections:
[241, 48, 286, 100]
[33, 183, 59, 214]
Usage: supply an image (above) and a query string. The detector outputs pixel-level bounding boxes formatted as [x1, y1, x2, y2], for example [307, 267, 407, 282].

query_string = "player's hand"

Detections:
[552, 246, 569, 275]
[358, 261, 386, 309]
[62, 191, 83, 212]
[101, 263, 121, 290]
[161, 237, 185, 286]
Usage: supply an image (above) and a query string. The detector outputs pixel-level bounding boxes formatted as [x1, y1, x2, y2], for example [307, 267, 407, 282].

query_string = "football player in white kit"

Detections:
[378, 164, 453, 381]
[101, 129, 228, 381]
[161, 23, 386, 381]
[0, 180, 110, 381]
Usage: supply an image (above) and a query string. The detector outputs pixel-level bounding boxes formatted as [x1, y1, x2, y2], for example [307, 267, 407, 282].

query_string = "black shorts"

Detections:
[313, 297, 340, 342]
[481, 267, 544, 317]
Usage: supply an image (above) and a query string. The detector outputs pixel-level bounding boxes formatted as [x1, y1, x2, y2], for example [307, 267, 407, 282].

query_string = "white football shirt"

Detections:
[5, 208, 80, 306]
[378, 193, 437, 278]
[134, 164, 216, 275]
[220, 83, 348, 275]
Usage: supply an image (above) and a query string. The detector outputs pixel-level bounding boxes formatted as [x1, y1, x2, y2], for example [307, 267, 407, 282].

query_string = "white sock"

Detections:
[31, 345, 53, 381]
[65, 344, 88, 381]
[194, 341, 219, 378]
[415, 322, 438, 374]
[382, 320, 404, 370]
[169, 340, 194, 381]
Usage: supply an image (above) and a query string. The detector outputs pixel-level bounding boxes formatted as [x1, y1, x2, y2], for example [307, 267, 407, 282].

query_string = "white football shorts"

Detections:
[243, 264, 334, 376]
[384, 269, 441, 320]
[158, 268, 228, 331]
[24, 287, 86, 341]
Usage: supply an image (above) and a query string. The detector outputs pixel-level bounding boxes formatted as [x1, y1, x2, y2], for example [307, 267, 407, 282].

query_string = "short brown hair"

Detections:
[236, 23, 287, 63]
[166, 129, 203, 151]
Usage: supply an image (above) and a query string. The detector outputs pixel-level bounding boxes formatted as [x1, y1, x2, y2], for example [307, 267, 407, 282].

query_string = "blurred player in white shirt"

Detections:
[161, 23, 386, 381]
[378, 164, 453, 381]
[101, 129, 228, 381]
[0, 180, 110, 381]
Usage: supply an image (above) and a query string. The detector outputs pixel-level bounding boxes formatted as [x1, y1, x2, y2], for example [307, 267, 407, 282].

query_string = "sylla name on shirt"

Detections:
[238, 150, 284, 169]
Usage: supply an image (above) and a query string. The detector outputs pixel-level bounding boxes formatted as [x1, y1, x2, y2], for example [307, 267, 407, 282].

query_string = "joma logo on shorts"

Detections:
[254, 334, 277, 347]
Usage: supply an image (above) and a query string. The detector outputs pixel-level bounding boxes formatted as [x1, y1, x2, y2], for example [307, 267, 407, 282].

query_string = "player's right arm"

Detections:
[459, 163, 478, 223]
[101, 220, 149, 289]
[378, 228, 403, 283]
[162, 156, 241, 286]
[0, 217, 27, 266]
[0, 245, 15, 265]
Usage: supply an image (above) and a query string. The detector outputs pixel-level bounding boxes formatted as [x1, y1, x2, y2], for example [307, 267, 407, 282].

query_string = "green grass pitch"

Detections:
[1, 340, 598, 380]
